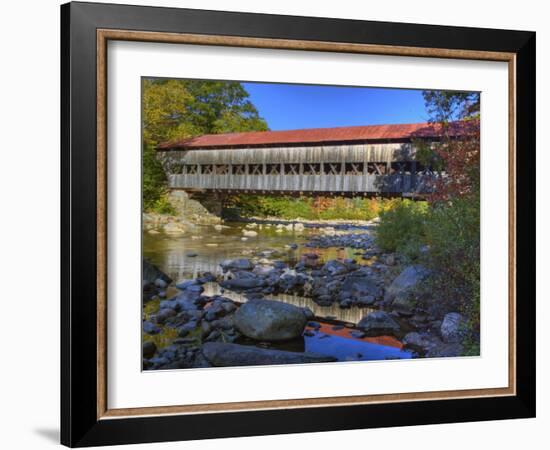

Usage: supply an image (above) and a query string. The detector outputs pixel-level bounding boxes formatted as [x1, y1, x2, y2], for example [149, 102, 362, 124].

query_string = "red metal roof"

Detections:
[157, 121, 469, 150]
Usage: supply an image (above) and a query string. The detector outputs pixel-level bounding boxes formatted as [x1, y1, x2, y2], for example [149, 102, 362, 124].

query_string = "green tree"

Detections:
[182, 80, 268, 133]
[422, 90, 480, 123]
[141, 78, 268, 211]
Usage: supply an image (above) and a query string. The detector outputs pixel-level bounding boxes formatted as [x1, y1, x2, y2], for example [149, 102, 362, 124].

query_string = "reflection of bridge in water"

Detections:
[202, 282, 373, 325]
[157, 122, 453, 196]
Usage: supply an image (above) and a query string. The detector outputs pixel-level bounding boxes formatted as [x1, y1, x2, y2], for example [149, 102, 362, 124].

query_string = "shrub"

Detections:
[423, 194, 480, 329]
[142, 144, 168, 211]
[226, 195, 387, 221]
[375, 200, 429, 258]
[150, 194, 176, 215]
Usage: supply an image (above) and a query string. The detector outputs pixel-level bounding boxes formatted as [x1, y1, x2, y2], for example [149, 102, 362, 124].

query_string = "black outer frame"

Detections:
[60, 1, 535, 447]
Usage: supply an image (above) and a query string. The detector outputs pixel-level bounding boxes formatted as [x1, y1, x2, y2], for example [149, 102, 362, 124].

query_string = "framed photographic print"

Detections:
[61, 1, 536, 447]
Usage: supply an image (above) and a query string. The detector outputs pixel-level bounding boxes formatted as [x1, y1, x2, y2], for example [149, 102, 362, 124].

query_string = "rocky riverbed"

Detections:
[142, 221, 468, 370]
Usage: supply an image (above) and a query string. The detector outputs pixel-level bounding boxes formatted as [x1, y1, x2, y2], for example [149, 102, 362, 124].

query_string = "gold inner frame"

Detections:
[96, 29, 517, 420]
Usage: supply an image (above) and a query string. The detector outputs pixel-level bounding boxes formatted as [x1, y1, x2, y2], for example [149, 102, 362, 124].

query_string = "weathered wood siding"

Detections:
[159, 142, 435, 194]
[159, 142, 415, 166]
[168, 173, 434, 193]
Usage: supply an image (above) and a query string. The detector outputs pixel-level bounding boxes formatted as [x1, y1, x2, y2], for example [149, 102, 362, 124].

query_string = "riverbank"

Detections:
[142, 219, 470, 369]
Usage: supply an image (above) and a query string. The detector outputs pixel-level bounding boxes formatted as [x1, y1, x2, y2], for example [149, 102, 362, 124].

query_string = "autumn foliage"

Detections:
[428, 120, 480, 203]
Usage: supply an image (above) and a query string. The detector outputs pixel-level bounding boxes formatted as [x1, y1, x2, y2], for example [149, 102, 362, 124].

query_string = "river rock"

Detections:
[234, 299, 307, 341]
[143, 321, 161, 335]
[357, 311, 400, 336]
[440, 312, 466, 343]
[142, 341, 157, 359]
[322, 260, 350, 276]
[384, 265, 430, 304]
[402, 332, 441, 353]
[242, 230, 258, 237]
[201, 342, 336, 367]
[221, 272, 266, 290]
[341, 275, 382, 299]
[391, 293, 416, 316]
[220, 258, 254, 271]
[426, 342, 464, 358]
[176, 279, 201, 290]
[155, 307, 176, 324]
[154, 278, 168, 289]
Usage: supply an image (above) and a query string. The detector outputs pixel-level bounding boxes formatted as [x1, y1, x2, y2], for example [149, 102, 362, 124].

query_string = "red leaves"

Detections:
[428, 121, 480, 203]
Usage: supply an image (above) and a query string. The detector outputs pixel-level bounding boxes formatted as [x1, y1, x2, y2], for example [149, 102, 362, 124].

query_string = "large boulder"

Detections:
[234, 299, 307, 341]
[384, 265, 430, 310]
[357, 311, 400, 336]
[341, 275, 382, 299]
[202, 342, 336, 367]
[440, 312, 466, 343]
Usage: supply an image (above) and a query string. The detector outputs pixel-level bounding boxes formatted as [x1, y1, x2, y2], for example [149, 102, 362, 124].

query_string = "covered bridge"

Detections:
[156, 122, 452, 195]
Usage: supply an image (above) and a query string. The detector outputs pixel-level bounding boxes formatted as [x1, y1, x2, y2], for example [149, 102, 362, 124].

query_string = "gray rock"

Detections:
[350, 330, 366, 339]
[177, 323, 193, 338]
[201, 321, 212, 338]
[221, 302, 237, 314]
[356, 295, 376, 306]
[426, 342, 464, 358]
[185, 284, 205, 294]
[382, 254, 396, 266]
[155, 308, 176, 324]
[234, 299, 307, 341]
[197, 272, 216, 283]
[174, 297, 200, 312]
[440, 312, 466, 343]
[402, 332, 441, 352]
[142, 341, 157, 359]
[220, 258, 254, 271]
[202, 342, 336, 367]
[392, 293, 416, 315]
[211, 315, 235, 331]
[384, 265, 430, 308]
[154, 278, 168, 289]
[301, 307, 314, 320]
[221, 276, 266, 290]
[143, 321, 161, 335]
[322, 260, 350, 276]
[357, 311, 400, 336]
[175, 279, 200, 290]
[341, 276, 382, 298]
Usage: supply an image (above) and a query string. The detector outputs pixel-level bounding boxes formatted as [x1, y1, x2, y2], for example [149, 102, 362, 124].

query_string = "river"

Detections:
[143, 222, 412, 363]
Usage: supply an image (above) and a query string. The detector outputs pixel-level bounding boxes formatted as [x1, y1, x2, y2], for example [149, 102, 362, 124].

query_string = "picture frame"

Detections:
[60, 1, 535, 447]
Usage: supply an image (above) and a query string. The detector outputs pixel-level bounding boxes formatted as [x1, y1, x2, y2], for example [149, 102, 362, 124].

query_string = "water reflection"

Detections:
[304, 332, 411, 361]
[202, 282, 373, 325]
[143, 223, 413, 362]
[143, 222, 372, 283]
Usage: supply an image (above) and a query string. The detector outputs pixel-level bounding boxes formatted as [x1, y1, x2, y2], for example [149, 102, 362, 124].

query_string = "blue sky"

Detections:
[242, 82, 429, 131]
